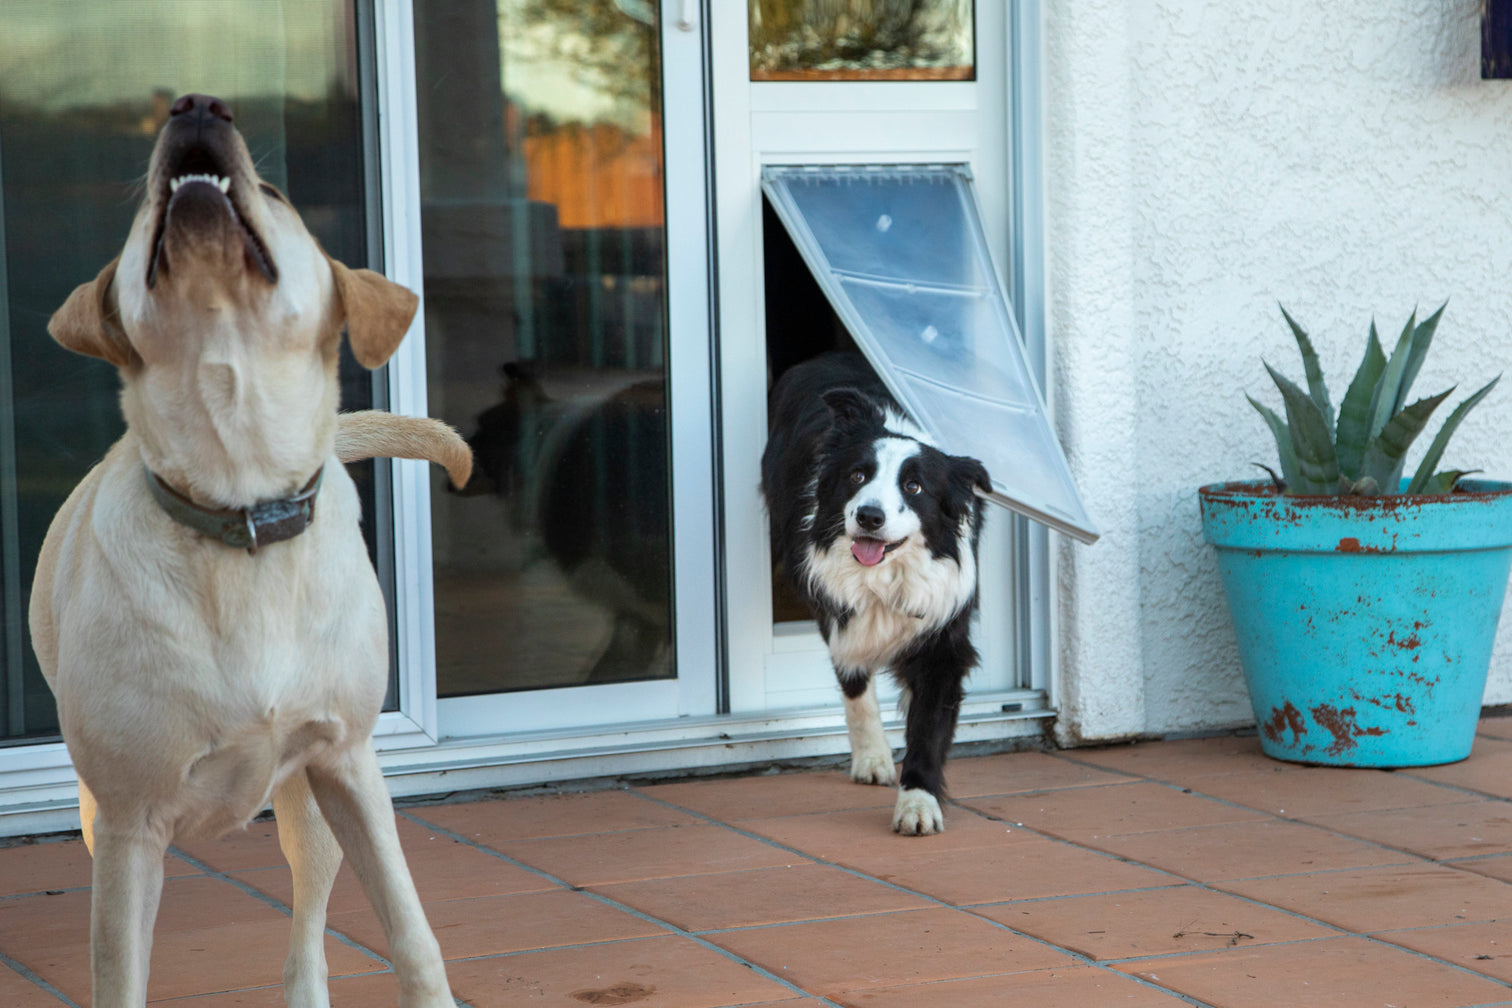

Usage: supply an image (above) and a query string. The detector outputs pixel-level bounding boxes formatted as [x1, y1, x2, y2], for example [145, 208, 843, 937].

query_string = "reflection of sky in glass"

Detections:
[0, 2, 349, 108]
[763, 165, 1097, 541]
[499, 0, 654, 132]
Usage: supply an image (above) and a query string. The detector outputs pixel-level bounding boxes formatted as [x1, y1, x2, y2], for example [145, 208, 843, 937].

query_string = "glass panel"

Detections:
[749, 0, 975, 81]
[418, 1, 674, 696]
[0, 2, 374, 745]
[762, 164, 1100, 543]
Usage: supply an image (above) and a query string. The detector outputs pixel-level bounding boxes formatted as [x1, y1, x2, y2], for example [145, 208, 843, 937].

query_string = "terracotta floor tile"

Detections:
[592, 863, 931, 931]
[1402, 738, 1512, 799]
[1063, 735, 1285, 782]
[706, 907, 1074, 996]
[1375, 919, 1512, 985]
[1305, 799, 1512, 859]
[444, 934, 794, 1007]
[410, 789, 700, 842]
[1448, 853, 1512, 884]
[1113, 935, 1512, 1007]
[873, 835, 1178, 905]
[0, 965, 64, 1008]
[2, 877, 380, 1003]
[832, 965, 1197, 1007]
[947, 751, 1138, 797]
[1186, 765, 1470, 818]
[154, 970, 406, 1006]
[977, 885, 1340, 960]
[1217, 864, 1512, 932]
[965, 781, 1266, 842]
[0, 838, 95, 897]
[497, 823, 803, 887]
[639, 771, 895, 821]
[1089, 819, 1420, 882]
[0, 836, 198, 899]
[231, 821, 553, 916]
[172, 817, 285, 873]
[329, 887, 666, 960]
[1476, 715, 1512, 741]
[738, 805, 1026, 868]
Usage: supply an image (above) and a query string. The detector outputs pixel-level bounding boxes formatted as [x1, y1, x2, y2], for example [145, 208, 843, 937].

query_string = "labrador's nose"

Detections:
[170, 93, 234, 125]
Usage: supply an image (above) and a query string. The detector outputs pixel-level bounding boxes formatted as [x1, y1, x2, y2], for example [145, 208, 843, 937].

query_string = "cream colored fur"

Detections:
[29, 98, 463, 1008]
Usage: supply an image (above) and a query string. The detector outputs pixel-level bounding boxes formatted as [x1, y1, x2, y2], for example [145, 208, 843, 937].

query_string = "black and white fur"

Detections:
[762, 353, 991, 834]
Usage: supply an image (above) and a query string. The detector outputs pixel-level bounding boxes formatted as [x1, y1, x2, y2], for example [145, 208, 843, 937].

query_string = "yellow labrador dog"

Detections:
[29, 94, 462, 1006]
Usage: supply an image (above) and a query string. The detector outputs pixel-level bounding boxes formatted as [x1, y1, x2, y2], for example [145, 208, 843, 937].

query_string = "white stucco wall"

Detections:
[1045, 0, 1512, 742]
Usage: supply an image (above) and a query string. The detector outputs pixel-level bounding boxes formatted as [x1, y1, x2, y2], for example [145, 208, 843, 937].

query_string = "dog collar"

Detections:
[144, 466, 323, 554]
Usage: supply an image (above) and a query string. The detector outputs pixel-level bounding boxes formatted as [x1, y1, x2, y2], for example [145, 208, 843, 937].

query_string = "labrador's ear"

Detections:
[48, 258, 138, 368]
[328, 257, 418, 369]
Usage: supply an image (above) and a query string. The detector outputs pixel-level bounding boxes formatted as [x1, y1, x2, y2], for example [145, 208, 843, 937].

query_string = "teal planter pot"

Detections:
[1199, 480, 1512, 767]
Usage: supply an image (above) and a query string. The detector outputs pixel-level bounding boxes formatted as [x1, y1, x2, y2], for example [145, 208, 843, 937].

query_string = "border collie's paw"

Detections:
[892, 788, 944, 835]
[849, 745, 898, 786]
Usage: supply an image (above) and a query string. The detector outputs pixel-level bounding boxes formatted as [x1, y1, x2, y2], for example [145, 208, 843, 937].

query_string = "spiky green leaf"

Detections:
[1395, 302, 1445, 416]
[1247, 394, 1299, 491]
[1368, 312, 1417, 440]
[1279, 305, 1335, 434]
[1334, 330, 1387, 480]
[1266, 362, 1339, 493]
[1405, 375, 1499, 494]
[1359, 389, 1453, 490]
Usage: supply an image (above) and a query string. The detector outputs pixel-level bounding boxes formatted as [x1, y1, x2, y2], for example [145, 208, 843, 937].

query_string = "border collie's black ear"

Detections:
[821, 387, 883, 429]
[944, 456, 992, 522]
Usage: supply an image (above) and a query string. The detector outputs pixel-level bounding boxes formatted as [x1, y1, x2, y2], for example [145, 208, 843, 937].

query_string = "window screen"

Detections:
[761, 164, 1098, 543]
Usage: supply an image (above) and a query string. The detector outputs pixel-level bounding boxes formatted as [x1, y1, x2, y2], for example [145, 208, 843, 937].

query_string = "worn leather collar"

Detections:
[144, 466, 323, 554]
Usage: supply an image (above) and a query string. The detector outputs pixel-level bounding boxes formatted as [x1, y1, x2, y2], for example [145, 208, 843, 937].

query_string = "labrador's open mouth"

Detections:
[146, 143, 276, 288]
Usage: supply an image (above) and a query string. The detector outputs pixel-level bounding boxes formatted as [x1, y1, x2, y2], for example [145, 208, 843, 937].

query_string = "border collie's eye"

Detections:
[849, 470, 866, 485]
[904, 480, 922, 496]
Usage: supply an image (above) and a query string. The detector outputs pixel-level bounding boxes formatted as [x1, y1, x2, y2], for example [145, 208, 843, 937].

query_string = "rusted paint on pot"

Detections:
[1199, 480, 1512, 767]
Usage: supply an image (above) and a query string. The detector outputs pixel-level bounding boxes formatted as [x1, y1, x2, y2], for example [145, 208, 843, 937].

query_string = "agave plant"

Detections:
[1250, 304, 1499, 495]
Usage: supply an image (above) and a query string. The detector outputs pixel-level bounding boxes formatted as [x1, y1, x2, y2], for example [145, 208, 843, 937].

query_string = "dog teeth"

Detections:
[169, 174, 231, 194]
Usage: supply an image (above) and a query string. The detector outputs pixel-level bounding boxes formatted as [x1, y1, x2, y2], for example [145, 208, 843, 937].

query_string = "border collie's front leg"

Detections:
[892, 648, 967, 835]
[838, 669, 897, 785]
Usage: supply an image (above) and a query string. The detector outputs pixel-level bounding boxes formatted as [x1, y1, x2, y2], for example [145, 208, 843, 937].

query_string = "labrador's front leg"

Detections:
[307, 746, 451, 1007]
[89, 810, 170, 1008]
[275, 771, 342, 1008]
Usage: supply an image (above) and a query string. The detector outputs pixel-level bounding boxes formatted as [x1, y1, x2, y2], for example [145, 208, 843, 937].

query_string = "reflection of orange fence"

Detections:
[523, 118, 664, 231]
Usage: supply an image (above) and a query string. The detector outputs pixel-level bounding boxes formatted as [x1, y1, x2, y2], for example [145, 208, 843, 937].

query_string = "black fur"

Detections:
[762, 352, 990, 822]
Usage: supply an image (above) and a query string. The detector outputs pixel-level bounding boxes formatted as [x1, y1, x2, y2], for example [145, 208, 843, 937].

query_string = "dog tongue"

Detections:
[851, 538, 887, 566]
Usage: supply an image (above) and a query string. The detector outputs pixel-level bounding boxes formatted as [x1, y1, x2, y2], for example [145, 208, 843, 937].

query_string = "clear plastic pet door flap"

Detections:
[761, 164, 1100, 544]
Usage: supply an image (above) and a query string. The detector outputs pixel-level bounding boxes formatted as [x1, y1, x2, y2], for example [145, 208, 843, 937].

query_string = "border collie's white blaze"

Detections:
[762, 352, 990, 835]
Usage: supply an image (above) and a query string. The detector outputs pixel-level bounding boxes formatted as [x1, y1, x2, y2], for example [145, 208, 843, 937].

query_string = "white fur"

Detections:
[843, 677, 897, 785]
[893, 787, 945, 835]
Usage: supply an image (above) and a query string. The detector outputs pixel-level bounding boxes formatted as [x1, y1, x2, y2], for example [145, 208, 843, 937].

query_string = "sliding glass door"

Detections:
[413, 0, 717, 737]
[0, 0, 378, 745]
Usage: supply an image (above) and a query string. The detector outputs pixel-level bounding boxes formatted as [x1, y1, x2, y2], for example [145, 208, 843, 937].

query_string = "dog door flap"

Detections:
[762, 164, 1099, 544]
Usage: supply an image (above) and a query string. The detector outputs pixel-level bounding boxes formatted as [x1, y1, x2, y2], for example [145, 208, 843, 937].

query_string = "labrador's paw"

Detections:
[891, 788, 944, 835]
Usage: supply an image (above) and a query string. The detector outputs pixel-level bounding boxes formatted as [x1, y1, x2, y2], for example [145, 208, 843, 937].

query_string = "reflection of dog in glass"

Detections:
[457, 362, 670, 683]
[763, 352, 991, 835]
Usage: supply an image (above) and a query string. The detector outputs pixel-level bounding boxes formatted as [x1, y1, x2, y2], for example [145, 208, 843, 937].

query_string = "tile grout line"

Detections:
[0, 949, 80, 1007]
[157, 845, 500, 1008]
[397, 808, 851, 1008]
[616, 789, 1219, 1007]
[950, 759, 1512, 992]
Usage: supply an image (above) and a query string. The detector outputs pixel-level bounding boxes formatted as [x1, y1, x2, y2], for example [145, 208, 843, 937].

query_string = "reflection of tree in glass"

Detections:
[749, 0, 972, 77]
[506, 0, 660, 119]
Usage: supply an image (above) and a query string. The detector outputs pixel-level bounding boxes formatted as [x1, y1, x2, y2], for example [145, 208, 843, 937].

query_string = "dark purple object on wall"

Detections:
[1485, 0, 1512, 79]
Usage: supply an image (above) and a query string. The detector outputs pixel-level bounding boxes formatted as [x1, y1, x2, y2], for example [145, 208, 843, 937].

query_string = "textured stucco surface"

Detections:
[1045, 1, 1512, 741]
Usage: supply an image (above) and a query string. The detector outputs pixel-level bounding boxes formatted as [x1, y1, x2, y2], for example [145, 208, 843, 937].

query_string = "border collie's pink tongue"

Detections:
[851, 538, 887, 566]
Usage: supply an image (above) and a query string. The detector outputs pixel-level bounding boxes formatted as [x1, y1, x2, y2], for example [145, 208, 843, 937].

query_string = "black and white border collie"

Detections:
[762, 352, 991, 835]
